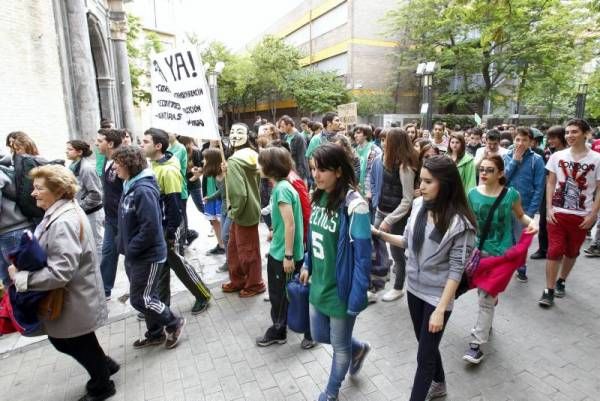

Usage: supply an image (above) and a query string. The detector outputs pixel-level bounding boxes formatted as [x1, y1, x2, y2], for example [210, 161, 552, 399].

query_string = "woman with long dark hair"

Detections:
[370, 128, 419, 302]
[299, 143, 372, 401]
[374, 156, 477, 400]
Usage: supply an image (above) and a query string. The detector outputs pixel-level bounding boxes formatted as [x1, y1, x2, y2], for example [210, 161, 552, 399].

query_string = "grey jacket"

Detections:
[15, 200, 107, 338]
[0, 167, 32, 234]
[404, 197, 476, 310]
[72, 157, 103, 213]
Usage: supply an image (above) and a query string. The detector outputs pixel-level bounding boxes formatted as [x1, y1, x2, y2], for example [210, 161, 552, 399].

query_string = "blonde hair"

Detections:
[30, 165, 79, 200]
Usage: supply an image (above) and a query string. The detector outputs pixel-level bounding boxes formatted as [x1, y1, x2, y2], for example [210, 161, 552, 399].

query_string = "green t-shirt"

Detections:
[269, 180, 304, 262]
[305, 134, 324, 159]
[95, 151, 106, 177]
[468, 186, 519, 256]
[205, 176, 217, 197]
[308, 194, 346, 318]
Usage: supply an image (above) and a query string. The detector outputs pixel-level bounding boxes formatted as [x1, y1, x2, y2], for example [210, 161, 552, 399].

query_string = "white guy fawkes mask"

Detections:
[230, 124, 249, 148]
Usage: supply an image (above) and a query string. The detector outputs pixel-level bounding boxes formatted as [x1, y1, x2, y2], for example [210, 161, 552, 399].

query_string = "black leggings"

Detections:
[49, 332, 111, 396]
[407, 292, 451, 401]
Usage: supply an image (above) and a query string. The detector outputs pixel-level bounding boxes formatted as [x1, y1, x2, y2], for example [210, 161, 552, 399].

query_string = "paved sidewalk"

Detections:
[2, 243, 600, 400]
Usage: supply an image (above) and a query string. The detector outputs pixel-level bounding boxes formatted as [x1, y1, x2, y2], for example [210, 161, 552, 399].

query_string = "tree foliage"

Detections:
[385, 0, 597, 116]
[354, 91, 395, 118]
[285, 70, 350, 116]
[126, 14, 163, 106]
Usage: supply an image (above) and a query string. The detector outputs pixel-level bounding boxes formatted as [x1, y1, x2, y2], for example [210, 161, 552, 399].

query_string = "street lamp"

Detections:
[207, 61, 225, 124]
[416, 61, 436, 131]
[575, 83, 588, 119]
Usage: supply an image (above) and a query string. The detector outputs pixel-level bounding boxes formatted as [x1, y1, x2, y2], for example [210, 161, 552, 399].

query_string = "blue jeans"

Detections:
[221, 214, 232, 260]
[189, 186, 204, 213]
[100, 216, 119, 296]
[0, 227, 31, 285]
[309, 305, 364, 398]
[512, 216, 526, 274]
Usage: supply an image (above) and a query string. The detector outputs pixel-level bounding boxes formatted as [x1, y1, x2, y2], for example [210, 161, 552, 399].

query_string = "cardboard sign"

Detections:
[150, 47, 220, 140]
[337, 102, 358, 126]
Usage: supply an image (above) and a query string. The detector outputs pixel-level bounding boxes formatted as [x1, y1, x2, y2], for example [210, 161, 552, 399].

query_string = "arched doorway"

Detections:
[87, 13, 116, 124]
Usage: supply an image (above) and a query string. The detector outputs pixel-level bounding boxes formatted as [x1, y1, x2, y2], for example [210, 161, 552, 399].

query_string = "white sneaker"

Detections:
[367, 291, 378, 304]
[382, 289, 404, 302]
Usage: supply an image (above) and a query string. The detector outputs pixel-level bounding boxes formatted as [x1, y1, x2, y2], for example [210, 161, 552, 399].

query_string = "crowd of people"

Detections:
[0, 113, 599, 401]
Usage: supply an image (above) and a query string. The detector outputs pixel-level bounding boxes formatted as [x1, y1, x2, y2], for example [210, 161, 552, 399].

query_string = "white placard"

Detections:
[150, 47, 220, 140]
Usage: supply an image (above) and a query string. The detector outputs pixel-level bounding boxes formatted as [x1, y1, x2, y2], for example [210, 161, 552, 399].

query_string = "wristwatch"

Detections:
[284, 254, 293, 261]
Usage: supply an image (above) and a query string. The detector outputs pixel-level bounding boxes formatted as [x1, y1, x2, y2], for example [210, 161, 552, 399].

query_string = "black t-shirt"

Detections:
[187, 148, 203, 189]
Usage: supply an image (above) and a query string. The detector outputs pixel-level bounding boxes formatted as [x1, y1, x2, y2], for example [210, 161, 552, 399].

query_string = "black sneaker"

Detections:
[555, 280, 566, 298]
[133, 334, 166, 349]
[515, 271, 528, 283]
[77, 380, 116, 401]
[530, 250, 546, 260]
[256, 328, 287, 347]
[207, 245, 226, 255]
[349, 342, 371, 376]
[300, 338, 316, 350]
[106, 356, 120, 375]
[584, 244, 600, 257]
[191, 299, 209, 315]
[462, 344, 484, 364]
[165, 318, 186, 349]
[538, 289, 555, 307]
[425, 381, 447, 400]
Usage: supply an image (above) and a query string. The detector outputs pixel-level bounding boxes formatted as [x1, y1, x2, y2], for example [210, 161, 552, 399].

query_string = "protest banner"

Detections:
[337, 102, 358, 126]
[150, 47, 220, 140]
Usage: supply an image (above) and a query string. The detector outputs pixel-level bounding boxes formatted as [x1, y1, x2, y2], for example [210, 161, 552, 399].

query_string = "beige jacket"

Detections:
[15, 200, 107, 338]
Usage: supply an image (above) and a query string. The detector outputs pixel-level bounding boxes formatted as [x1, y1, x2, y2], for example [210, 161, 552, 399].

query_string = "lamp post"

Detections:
[206, 61, 225, 124]
[575, 83, 588, 119]
[416, 61, 436, 131]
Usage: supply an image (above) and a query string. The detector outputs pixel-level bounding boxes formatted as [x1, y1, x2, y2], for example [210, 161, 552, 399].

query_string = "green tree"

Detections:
[354, 91, 395, 118]
[250, 36, 302, 120]
[127, 14, 163, 106]
[385, 0, 593, 115]
[285, 70, 350, 115]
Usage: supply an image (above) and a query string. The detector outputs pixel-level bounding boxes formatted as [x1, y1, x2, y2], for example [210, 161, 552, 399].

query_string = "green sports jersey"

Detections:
[269, 180, 304, 262]
[309, 194, 346, 318]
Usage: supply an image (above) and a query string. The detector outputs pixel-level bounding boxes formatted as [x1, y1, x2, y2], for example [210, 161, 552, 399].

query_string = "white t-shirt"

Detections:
[546, 148, 600, 216]
[474, 146, 508, 165]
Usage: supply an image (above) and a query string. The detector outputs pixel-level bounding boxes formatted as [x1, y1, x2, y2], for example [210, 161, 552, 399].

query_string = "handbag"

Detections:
[286, 274, 310, 334]
[37, 210, 85, 321]
[456, 187, 508, 298]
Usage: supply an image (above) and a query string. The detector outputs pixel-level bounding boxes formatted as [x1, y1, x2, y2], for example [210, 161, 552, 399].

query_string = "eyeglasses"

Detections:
[478, 167, 497, 174]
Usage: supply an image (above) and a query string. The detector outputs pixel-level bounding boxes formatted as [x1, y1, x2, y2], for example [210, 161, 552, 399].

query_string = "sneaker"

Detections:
[191, 299, 209, 315]
[425, 381, 447, 400]
[515, 271, 528, 283]
[530, 250, 546, 260]
[207, 245, 226, 255]
[165, 318, 186, 349]
[77, 380, 116, 401]
[106, 356, 120, 375]
[263, 294, 270, 302]
[382, 288, 404, 302]
[136, 312, 145, 321]
[367, 291, 378, 304]
[256, 329, 287, 347]
[133, 334, 166, 349]
[300, 338, 316, 349]
[584, 244, 600, 257]
[538, 289, 555, 307]
[217, 262, 229, 273]
[555, 280, 565, 298]
[349, 342, 371, 376]
[105, 294, 112, 302]
[462, 344, 484, 364]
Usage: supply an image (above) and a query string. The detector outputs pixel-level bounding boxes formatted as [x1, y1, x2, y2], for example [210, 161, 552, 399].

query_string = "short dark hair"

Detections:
[67, 140, 93, 157]
[98, 128, 122, 148]
[486, 129, 501, 142]
[565, 118, 591, 133]
[309, 121, 323, 131]
[100, 118, 113, 129]
[353, 124, 373, 141]
[547, 125, 567, 147]
[112, 145, 148, 177]
[279, 115, 295, 127]
[515, 126, 533, 139]
[433, 121, 444, 129]
[322, 112, 338, 128]
[144, 128, 169, 154]
[470, 127, 483, 137]
[300, 117, 311, 125]
[258, 146, 293, 181]
[119, 129, 131, 140]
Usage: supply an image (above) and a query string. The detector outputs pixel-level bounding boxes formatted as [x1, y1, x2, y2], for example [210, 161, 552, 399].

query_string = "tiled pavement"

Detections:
[2, 212, 600, 400]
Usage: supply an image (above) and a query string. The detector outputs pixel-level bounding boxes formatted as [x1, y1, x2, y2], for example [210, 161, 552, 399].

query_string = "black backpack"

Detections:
[12, 154, 65, 219]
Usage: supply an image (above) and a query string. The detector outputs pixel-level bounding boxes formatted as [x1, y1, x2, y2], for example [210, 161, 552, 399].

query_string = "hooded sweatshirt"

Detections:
[226, 147, 261, 226]
[117, 169, 166, 262]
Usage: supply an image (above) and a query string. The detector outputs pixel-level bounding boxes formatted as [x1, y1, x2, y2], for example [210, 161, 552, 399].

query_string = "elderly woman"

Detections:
[8, 165, 117, 401]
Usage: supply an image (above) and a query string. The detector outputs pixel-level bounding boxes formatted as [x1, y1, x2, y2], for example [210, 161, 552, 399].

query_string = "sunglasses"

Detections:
[478, 167, 497, 174]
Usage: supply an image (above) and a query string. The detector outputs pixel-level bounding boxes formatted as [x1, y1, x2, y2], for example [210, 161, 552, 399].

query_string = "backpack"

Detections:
[12, 154, 65, 219]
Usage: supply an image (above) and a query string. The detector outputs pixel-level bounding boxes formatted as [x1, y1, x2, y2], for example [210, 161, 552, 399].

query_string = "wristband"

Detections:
[284, 254, 293, 261]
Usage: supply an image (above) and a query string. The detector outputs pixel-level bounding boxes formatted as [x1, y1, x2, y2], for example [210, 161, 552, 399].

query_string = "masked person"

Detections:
[221, 123, 266, 297]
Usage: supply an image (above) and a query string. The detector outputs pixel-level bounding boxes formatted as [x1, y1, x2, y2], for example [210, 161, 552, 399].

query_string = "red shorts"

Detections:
[547, 213, 587, 260]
